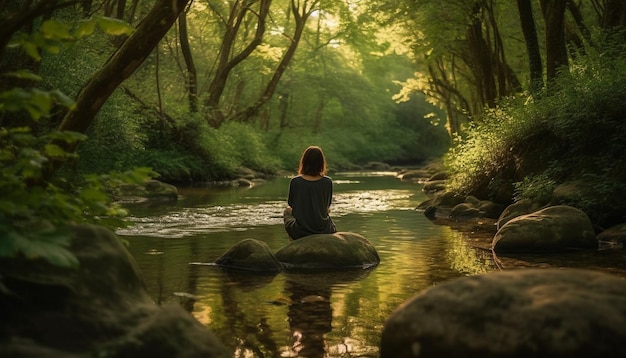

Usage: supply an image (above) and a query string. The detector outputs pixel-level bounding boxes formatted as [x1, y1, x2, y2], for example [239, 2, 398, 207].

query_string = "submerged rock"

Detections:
[275, 232, 380, 270]
[0, 224, 229, 358]
[380, 268, 626, 358]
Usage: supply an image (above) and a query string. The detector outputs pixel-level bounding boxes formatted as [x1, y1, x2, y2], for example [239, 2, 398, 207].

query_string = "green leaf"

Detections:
[27, 89, 54, 120]
[80, 187, 108, 202]
[75, 18, 97, 38]
[48, 130, 88, 144]
[40, 20, 72, 41]
[44, 144, 67, 159]
[22, 41, 41, 61]
[3, 70, 42, 82]
[96, 16, 134, 36]
[13, 230, 78, 268]
[50, 89, 75, 109]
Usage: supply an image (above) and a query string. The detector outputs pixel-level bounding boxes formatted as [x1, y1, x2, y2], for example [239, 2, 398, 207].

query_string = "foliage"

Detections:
[188, 121, 283, 179]
[445, 34, 626, 225]
[0, 15, 142, 268]
[0, 125, 154, 268]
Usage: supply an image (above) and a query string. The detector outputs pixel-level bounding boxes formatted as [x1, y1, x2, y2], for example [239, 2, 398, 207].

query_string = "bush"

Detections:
[445, 34, 626, 225]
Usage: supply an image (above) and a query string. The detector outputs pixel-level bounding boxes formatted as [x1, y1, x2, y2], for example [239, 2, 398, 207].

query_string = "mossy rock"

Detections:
[214, 239, 282, 272]
[275, 232, 380, 270]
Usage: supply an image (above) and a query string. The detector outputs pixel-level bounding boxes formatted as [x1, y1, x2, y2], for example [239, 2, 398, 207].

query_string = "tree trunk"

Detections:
[178, 7, 198, 113]
[601, 0, 626, 28]
[204, 0, 272, 128]
[232, 0, 319, 122]
[54, 0, 190, 156]
[116, 0, 126, 20]
[465, 2, 497, 108]
[541, 0, 568, 85]
[0, 0, 69, 57]
[517, 0, 544, 95]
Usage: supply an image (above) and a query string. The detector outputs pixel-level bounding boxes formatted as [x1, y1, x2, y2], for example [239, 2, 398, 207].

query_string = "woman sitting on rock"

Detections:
[283, 145, 337, 240]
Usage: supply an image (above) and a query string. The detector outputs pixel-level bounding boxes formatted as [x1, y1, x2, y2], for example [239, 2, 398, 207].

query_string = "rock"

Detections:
[465, 195, 481, 206]
[597, 222, 626, 248]
[550, 180, 585, 205]
[427, 171, 448, 181]
[363, 161, 392, 171]
[423, 205, 437, 219]
[398, 169, 431, 180]
[0, 224, 230, 357]
[116, 179, 178, 203]
[430, 191, 465, 208]
[493, 205, 597, 253]
[234, 166, 258, 180]
[477, 200, 506, 219]
[380, 268, 626, 358]
[232, 178, 254, 187]
[214, 238, 282, 272]
[448, 199, 505, 220]
[422, 179, 446, 192]
[497, 199, 542, 230]
[275, 232, 380, 270]
[450, 202, 480, 218]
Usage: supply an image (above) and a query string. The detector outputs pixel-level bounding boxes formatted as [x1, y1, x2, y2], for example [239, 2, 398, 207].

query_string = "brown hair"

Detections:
[298, 146, 327, 176]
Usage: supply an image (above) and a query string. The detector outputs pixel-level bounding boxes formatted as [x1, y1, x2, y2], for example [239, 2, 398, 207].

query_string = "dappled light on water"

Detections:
[116, 201, 286, 238]
[117, 172, 416, 238]
[120, 173, 499, 357]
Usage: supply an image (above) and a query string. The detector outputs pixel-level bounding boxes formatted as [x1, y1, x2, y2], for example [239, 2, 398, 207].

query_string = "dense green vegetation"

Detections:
[32, 0, 449, 183]
[371, 0, 626, 228]
[1, 0, 626, 267]
[446, 39, 626, 227]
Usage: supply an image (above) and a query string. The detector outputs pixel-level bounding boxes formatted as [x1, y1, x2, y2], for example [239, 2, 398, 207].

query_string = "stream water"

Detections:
[117, 171, 625, 358]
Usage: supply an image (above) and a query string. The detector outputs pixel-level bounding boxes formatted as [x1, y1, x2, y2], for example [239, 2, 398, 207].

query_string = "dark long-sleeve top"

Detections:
[287, 175, 335, 236]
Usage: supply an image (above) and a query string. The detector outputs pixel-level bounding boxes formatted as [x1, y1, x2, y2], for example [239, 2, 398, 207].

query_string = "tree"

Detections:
[517, 0, 544, 96]
[203, 0, 273, 128]
[53, 0, 191, 162]
[231, 0, 320, 123]
[540, 0, 568, 86]
[178, 5, 198, 113]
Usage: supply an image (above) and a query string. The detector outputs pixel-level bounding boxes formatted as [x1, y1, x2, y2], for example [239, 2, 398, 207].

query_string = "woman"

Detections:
[283, 146, 337, 240]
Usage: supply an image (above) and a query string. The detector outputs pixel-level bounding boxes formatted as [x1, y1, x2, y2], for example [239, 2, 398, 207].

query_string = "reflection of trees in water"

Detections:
[283, 269, 374, 357]
[285, 275, 333, 357]
[180, 266, 375, 357]
[216, 271, 280, 357]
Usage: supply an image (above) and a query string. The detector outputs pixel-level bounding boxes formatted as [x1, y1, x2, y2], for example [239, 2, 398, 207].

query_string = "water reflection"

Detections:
[122, 173, 565, 357]
[284, 274, 332, 357]
[117, 173, 420, 239]
[282, 269, 375, 357]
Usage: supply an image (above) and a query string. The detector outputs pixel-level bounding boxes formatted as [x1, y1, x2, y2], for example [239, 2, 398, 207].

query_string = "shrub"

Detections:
[445, 33, 626, 225]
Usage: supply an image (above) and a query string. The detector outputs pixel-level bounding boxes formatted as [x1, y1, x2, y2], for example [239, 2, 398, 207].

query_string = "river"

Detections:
[117, 171, 625, 358]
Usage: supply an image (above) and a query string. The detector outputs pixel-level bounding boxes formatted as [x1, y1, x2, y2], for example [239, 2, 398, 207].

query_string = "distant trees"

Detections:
[375, 0, 626, 135]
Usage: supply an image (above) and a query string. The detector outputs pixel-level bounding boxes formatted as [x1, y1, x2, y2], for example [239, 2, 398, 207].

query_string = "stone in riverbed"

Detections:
[214, 238, 282, 272]
[493, 205, 597, 253]
[275, 231, 380, 270]
[0, 224, 230, 358]
[380, 268, 626, 358]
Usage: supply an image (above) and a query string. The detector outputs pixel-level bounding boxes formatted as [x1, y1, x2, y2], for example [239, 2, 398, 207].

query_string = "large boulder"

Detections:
[493, 205, 597, 253]
[380, 268, 626, 358]
[0, 224, 229, 358]
[214, 238, 282, 272]
[496, 199, 543, 230]
[275, 232, 380, 270]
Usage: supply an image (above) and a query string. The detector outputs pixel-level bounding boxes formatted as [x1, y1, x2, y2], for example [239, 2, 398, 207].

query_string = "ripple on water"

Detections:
[117, 189, 418, 238]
